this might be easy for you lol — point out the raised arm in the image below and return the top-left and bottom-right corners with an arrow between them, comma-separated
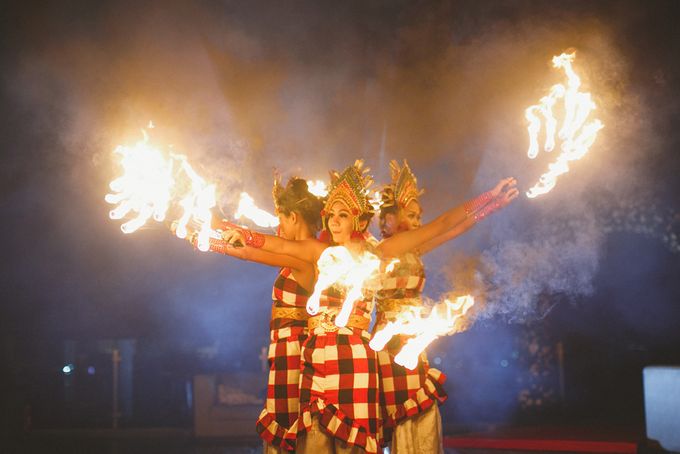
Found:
378,205 -> 468,258
220,226 -> 326,264
416,217 -> 476,255
379,177 -> 518,258
198,236 -> 312,271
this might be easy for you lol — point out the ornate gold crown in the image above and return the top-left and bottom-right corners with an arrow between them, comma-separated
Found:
321,160 -> 374,229
380,159 -> 423,210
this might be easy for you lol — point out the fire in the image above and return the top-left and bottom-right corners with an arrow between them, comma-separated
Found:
307,180 -> 328,197
370,295 -> 475,370
385,258 -> 400,274
369,190 -> 383,211
106,128 -> 219,250
172,154 -> 216,252
234,192 -> 279,228
105,130 -> 175,234
307,246 -> 381,328
525,51 -> 604,198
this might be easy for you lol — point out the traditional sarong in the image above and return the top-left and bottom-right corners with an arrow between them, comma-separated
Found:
256,267 -> 310,451
374,251 -> 447,445
296,250 -> 382,453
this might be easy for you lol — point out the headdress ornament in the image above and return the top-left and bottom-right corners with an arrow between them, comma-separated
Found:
380,159 -> 423,210
321,159 -> 374,231
272,171 -> 284,212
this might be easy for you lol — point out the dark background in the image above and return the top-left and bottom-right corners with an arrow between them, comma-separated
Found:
1,0 -> 679,438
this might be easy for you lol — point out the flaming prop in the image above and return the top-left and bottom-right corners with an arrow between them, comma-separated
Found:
105,130 -> 175,233
106,129 -> 219,249
172,154 -> 216,251
525,52 -> 604,198
370,295 -> 474,370
307,180 -> 328,197
369,190 -> 383,211
307,246 -> 381,328
234,192 -> 279,228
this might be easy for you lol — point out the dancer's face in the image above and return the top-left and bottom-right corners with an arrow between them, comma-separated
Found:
384,200 -> 422,235
399,200 -> 422,231
326,201 -> 353,244
277,211 -> 297,240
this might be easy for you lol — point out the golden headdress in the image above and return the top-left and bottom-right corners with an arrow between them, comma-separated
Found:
321,159 -> 374,231
380,159 -> 423,210
272,172 -> 284,211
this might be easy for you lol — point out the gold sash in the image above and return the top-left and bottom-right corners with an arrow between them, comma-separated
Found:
271,306 -> 309,321
308,311 -> 370,332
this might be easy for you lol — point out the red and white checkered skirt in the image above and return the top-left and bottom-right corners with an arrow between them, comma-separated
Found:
374,252 -> 447,443
256,267 -> 310,451
296,286 -> 382,454
375,335 -> 447,443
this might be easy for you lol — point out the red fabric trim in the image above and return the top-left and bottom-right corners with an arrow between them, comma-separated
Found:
443,437 -> 638,453
298,398 -> 381,454
386,368 -> 447,427
256,409 -> 297,451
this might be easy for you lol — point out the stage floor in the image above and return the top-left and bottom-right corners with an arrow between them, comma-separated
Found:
4,425 -> 649,454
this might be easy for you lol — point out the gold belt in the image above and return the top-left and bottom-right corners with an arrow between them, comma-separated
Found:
376,298 -> 421,313
308,312 -> 370,332
271,306 -> 309,321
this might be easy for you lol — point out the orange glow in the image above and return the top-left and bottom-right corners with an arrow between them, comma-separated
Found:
370,295 -> 475,370
307,180 -> 328,197
234,192 -> 279,228
105,129 -> 174,234
106,128 -> 217,250
525,52 -> 604,198
307,246 -> 381,328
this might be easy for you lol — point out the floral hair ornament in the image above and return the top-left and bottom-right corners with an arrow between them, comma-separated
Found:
380,159 -> 424,210
322,159 -> 374,232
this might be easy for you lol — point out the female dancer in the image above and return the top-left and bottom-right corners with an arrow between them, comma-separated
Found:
222,160 -> 517,453
375,160 -> 517,453
224,161 -> 382,453
189,177 -> 323,453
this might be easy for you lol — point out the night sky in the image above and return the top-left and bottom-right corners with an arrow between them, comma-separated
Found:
1,0 -> 679,431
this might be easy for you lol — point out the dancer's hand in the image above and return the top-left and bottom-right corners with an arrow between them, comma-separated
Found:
497,184 -> 519,208
490,177 -> 517,199
221,228 -> 245,247
170,220 -> 197,243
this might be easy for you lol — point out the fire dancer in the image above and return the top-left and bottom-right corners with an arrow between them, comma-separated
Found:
374,160 -> 517,453
186,177 -> 323,453
222,160 -> 382,453
221,160 -> 517,453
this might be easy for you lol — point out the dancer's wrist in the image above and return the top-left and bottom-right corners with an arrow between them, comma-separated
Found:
464,191 -> 493,217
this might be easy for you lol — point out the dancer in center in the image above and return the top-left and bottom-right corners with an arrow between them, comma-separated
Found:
375,160 -> 517,453
223,160 -> 382,453
221,160 -> 517,453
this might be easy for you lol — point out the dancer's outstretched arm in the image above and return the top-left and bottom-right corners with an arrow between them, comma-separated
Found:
416,218 -> 475,255
220,229 -> 326,265
379,178 -> 518,258
195,236 -> 316,290
200,236 -> 309,269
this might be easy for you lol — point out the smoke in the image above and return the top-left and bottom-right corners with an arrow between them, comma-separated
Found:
406,4 -> 680,326
2,0 -> 678,416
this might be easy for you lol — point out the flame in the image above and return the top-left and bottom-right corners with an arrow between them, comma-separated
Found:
525,51 -> 604,198
105,130 -> 175,234
172,154 -> 216,252
106,128 -> 219,250
234,192 -> 279,228
370,295 -> 475,370
307,246 -> 381,327
307,180 -> 328,197
385,258 -> 400,274
369,190 -> 383,211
